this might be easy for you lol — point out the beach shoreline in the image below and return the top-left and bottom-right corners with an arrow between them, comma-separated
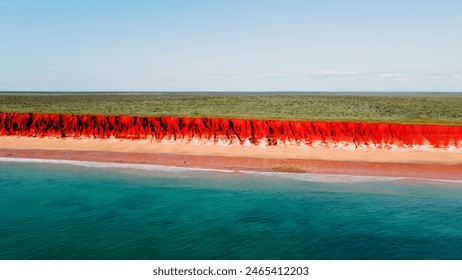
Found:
1,136 -> 462,180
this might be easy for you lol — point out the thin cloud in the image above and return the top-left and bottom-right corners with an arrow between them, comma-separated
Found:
408,74 -> 453,82
265,73 -> 286,79
210,72 -> 241,80
313,70 -> 358,77
380,73 -> 403,80
382,72 -> 462,83
302,69 -> 375,80
300,70 -> 462,84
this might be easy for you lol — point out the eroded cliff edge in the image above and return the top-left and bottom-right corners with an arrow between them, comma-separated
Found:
1,112 -> 461,149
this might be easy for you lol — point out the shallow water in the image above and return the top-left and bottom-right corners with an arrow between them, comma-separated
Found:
0,160 -> 461,259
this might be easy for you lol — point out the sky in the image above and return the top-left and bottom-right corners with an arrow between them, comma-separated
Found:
1,0 -> 461,92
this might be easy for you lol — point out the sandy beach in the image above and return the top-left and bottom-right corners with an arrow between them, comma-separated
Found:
1,136 -> 461,180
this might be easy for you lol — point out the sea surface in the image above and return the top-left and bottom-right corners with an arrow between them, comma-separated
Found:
0,159 -> 461,260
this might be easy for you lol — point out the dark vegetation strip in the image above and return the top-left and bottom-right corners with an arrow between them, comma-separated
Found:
0,94 -> 461,124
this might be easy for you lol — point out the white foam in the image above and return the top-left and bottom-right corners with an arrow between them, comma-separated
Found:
241,170 -> 405,183
1,157 -> 461,184
0,157 -> 234,174
241,171 -> 462,184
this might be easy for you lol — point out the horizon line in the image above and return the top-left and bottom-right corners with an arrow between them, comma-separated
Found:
1,91 -> 462,94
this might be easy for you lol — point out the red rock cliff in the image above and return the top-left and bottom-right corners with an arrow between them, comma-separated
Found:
1,112 -> 461,148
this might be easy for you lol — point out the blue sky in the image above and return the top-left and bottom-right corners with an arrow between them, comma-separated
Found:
1,0 -> 461,91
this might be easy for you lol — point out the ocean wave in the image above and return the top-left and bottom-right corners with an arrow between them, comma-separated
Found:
1,157 -> 461,184
240,170 -> 406,183
242,171 -> 462,184
0,157 -> 234,174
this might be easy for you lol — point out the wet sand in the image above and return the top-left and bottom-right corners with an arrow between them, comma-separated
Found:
1,136 -> 461,180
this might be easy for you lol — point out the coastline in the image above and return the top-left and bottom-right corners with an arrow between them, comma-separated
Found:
1,136 -> 462,180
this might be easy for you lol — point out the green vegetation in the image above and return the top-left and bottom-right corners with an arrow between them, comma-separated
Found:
0,93 -> 461,124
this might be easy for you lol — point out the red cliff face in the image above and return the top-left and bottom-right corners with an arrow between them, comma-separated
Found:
1,112 -> 461,148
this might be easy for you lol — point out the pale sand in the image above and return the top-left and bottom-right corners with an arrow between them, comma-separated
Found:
1,136 -> 462,180
2,136 -> 462,164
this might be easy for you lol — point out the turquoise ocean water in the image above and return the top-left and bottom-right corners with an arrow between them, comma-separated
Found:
0,159 -> 461,260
